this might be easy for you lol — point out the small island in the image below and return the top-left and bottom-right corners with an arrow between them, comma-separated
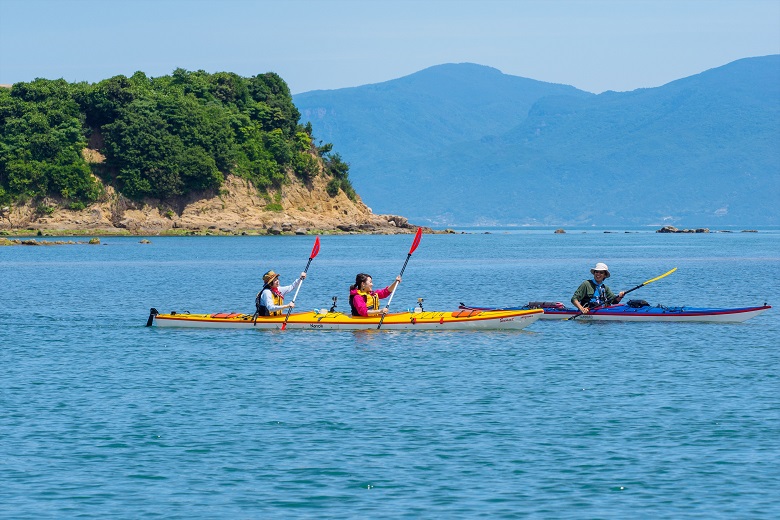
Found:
655,226 -> 760,234
656,226 -> 710,233
0,71 -> 423,236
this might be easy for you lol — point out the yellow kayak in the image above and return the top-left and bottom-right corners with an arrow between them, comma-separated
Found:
146,307 -> 542,330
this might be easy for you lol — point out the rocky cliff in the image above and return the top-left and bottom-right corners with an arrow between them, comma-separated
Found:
0,169 -> 417,235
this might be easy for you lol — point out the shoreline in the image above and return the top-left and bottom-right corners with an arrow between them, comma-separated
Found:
0,228 -> 430,238
0,226 -> 765,239
0,224 -> 449,240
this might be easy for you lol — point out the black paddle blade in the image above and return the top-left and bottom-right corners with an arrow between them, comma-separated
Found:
146,308 -> 159,327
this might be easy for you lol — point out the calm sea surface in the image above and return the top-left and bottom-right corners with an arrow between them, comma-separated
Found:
2,229 -> 779,519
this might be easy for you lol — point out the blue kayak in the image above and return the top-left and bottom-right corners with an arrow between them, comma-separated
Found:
459,302 -> 771,323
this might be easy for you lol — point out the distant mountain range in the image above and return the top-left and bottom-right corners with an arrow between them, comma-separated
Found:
294,56 -> 780,227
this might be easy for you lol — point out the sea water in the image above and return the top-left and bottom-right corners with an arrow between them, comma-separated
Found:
1,229 -> 778,518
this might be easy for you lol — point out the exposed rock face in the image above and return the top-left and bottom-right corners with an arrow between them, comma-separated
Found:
1,173 -> 419,235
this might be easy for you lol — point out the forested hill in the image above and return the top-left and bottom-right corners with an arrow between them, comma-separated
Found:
0,70 -> 356,217
295,56 -> 780,227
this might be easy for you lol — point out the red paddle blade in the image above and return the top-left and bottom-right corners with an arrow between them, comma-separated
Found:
409,227 -> 423,254
310,236 -> 321,259
281,322 -> 287,331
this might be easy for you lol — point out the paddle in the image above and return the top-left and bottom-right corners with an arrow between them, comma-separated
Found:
377,227 -> 423,330
281,236 -> 321,330
568,267 -> 677,321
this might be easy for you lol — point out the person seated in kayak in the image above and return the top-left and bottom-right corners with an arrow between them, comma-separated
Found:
256,270 -> 306,316
349,273 -> 402,317
572,262 -> 625,314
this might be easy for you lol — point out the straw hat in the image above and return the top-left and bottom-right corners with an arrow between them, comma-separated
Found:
262,270 -> 280,284
590,262 -> 610,278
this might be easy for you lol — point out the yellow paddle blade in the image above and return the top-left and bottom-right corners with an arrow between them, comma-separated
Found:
642,267 -> 677,286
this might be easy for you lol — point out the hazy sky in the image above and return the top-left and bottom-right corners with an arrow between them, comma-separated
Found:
1,0 -> 778,94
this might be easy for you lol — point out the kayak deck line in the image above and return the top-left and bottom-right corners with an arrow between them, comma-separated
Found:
146,307 -> 543,330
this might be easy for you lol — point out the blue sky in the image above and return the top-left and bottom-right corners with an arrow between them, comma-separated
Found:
1,0 -> 778,94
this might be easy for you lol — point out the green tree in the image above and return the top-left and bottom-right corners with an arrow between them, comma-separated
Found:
0,69 -> 356,208
0,79 -> 100,204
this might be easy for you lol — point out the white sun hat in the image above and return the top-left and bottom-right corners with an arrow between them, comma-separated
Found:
590,262 -> 610,278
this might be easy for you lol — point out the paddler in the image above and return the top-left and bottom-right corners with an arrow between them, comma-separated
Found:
349,273 -> 402,316
255,270 -> 306,316
572,262 -> 625,314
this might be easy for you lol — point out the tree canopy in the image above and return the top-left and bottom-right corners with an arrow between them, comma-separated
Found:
0,69 -> 355,208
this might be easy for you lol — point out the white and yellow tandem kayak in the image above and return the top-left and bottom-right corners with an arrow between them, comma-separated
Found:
146,307 -> 543,331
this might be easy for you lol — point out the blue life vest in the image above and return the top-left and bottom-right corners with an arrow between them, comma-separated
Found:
587,280 -> 608,307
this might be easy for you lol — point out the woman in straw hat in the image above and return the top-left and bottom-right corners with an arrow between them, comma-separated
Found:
255,270 -> 306,316
571,262 -> 625,314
